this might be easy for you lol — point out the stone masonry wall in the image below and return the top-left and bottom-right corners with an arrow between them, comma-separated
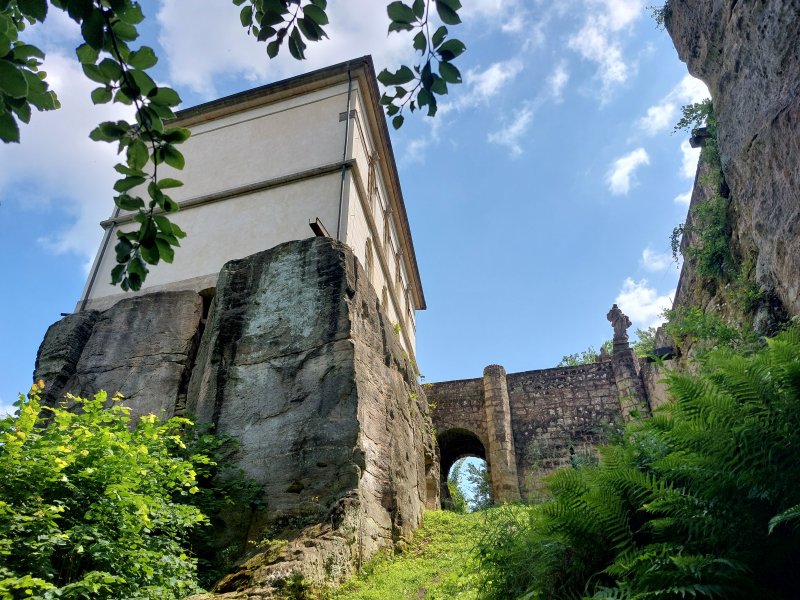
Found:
506,362 -> 624,496
428,346 -> 639,501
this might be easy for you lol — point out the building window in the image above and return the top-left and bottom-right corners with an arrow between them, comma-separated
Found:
383,212 -> 391,252
365,238 -> 374,283
382,286 -> 389,312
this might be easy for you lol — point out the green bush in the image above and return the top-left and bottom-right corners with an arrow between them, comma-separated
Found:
0,386 -> 209,599
476,327 -> 800,599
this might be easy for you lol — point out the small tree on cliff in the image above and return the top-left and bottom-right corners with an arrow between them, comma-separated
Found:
0,0 -> 465,291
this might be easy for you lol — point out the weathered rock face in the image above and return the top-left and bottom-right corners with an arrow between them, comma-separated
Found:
666,0 -> 800,317
34,291 -> 203,417
33,238 -> 437,595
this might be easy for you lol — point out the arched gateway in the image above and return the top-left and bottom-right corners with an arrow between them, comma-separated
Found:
427,306 -> 651,500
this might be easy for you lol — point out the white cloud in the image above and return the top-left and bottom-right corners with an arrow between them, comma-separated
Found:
457,60 -> 523,109
680,139 -> 701,179
460,0 -> 522,28
606,148 -> 649,195
640,247 -> 672,272
487,104 -> 535,156
547,62 -> 569,101
0,397 -> 16,418
637,102 -> 676,135
615,278 -> 673,328
637,74 -> 710,136
157,0 -> 414,99
567,0 -> 644,100
0,53 -> 133,266
674,188 -> 693,204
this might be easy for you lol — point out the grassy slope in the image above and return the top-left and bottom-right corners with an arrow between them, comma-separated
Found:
332,510 -> 487,600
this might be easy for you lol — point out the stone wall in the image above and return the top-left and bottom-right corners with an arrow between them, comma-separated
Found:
34,237 -> 437,595
427,332 -> 647,500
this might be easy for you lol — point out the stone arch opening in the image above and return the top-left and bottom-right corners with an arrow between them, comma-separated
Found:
437,428 -> 489,510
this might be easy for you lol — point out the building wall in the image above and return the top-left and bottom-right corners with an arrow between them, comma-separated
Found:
79,68 -> 421,355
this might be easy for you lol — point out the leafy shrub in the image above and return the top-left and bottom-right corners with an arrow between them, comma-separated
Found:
0,386 -> 208,599
477,327 -> 800,599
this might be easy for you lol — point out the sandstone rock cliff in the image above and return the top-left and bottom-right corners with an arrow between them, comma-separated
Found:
666,0 -> 800,318
34,238 -> 438,596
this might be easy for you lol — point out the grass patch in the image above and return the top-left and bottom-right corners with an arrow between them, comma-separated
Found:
332,510 -> 487,599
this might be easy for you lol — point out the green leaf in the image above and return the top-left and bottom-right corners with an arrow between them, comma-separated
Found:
266,40 -> 280,58
0,60 -> 28,98
412,0 -> 425,19
91,86 -> 113,104
437,38 -> 465,61
439,61 -> 462,84
153,214 -> 173,234
129,69 -> 156,96
387,1 -> 416,24
82,64 -> 107,84
155,238 -> 175,263
115,237 -> 133,261
115,194 -> 144,211
392,114 -> 404,129
117,1 -> 145,24
81,9 -> 105,49
434,0 -> 461,24
297,17 -> 325,42
114,175 -> 146,193
149,87 -> 181,107
377,65 -> 415,86
240,4 -> 253,27
140,242 -> 160,265
170,222 -> 187,238
111,20 -> 139,42
157,178 -> 183,189
66,0 -> 92,21
128,46 -> 158,70
303,4 -> 329,25
75,43 -> 99,65
98,57 -> 123,81
162,127 -> 190,143
11,43 -> 45,61
430,73 -> 447,95
288,27 -> 306,60
0,108 -> 20,142
17,0 -> 47,21
431,25 -> 447,48
413,31 -> 426,53
127,139 -> 149,170
163,145 -> 185,170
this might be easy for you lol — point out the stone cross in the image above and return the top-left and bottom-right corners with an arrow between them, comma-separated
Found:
607,303 -> 632,351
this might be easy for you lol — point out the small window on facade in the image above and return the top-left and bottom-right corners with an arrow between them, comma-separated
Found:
365,238 -> 374,283
382,286 -> 389,312
383,212 -> 391,251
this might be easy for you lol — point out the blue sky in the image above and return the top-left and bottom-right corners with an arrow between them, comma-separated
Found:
0,0 -> 707,414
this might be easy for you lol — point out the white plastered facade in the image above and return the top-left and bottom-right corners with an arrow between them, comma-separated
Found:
78,57 -> 424,357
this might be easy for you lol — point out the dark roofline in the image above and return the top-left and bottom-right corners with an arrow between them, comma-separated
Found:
171,56 -> 426,310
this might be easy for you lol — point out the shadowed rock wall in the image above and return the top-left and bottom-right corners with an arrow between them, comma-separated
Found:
666,0 -> 800,317
34,237 -> 437,594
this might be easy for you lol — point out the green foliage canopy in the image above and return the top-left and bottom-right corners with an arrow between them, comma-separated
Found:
0,386 -> 210,599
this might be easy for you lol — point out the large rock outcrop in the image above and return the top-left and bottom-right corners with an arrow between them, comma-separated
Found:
666,0 -> 800,317
33,237 -> 438,595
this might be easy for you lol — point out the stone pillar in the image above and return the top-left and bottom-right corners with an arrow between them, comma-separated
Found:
482,365 -> 521,502
607,304 -> 650,420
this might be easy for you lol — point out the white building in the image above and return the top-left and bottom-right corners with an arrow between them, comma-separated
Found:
78,56 -> 426,356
